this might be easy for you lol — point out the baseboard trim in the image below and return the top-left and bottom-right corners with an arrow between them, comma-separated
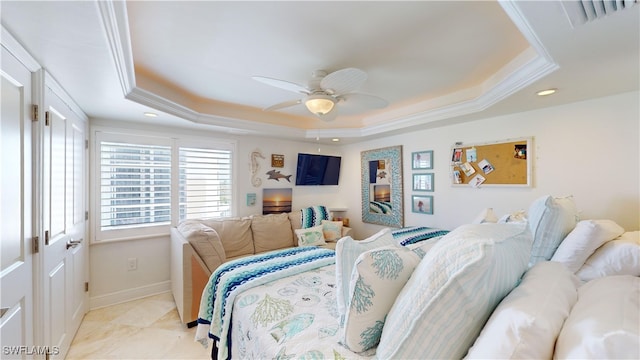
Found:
89,280 -> 172,310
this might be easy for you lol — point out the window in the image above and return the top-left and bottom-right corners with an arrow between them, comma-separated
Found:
179,147 -> 232,220
99,141 -> 171,231
93,131 -> 235,242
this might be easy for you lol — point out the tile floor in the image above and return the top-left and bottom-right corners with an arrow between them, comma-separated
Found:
66,292 -> 210,359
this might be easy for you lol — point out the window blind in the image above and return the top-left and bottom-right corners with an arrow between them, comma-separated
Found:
179,147 -> 232,220
99,141 -> 171,230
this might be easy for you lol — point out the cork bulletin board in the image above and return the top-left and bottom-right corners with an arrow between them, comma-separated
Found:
451,137 -> 532,187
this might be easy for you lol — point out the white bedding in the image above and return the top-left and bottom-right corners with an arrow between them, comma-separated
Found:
230,263 -> 373,359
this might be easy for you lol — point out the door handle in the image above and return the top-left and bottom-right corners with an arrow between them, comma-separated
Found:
66,238 -> 83,249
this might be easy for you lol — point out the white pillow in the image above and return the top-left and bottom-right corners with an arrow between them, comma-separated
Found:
471,208 -> 498,224
321,219 -> 343,242
575,231 -> 640,282
551,219 -> 625,273
335,228 -> 395,320
342,244 -> 421,352
528,195 -> 579,267
294,224 -> 327,247
465,261 -> 580,359
377,223 -> 532,360
497,209 -> 527,224
555,275 -> 640,359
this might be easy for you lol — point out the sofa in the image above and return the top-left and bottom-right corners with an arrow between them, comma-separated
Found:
170,210 -> 351,325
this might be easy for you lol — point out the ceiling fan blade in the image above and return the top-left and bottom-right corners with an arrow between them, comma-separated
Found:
252,76 -> 310,94
264,98 -> 302,111
316,107 -> 339,122
337,93 -> 388,115
320,68 -> 367,95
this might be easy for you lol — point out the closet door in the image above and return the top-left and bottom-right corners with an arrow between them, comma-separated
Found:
42,83 -> 88,359
0,44 -> 34,358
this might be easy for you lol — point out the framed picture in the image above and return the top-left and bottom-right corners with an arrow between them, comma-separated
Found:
262,188 -> 292,214
411,195 -> 433,214
361,145 -> 404,228
412,173 -> 434,191
412,150 -> 433,170
271,154 -> 284,168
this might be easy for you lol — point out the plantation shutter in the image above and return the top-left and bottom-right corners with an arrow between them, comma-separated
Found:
99,141 -> 172,230
179,147 -> 232,220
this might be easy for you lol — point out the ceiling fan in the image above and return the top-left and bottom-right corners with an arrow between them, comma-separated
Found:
252,68 -> 388,121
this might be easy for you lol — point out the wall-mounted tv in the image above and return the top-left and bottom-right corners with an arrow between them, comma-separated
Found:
295,153 -> 341,186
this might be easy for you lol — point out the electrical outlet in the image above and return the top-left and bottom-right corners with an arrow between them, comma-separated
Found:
127,258 -> 137,271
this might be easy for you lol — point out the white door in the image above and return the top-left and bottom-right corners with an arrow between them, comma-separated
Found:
1,45 -> 34,358
41,84 -> 88,359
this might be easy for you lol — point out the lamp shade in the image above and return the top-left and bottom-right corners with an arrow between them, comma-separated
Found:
305,94 -> 335,115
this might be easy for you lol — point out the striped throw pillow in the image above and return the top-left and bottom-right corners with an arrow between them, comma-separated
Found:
300,205 -> 329,229
528,195 -> 579,267
377,223 -> 531,360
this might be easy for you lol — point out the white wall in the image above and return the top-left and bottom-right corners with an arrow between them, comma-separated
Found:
339,91 -> 640,238
89,91 -> 639,308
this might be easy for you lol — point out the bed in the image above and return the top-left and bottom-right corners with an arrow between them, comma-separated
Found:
195,196 -> 640,360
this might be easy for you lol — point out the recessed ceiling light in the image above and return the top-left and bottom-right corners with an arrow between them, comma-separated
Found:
331,138 -> 340,142
536,88 -> 557,96
144,112 -> 158,117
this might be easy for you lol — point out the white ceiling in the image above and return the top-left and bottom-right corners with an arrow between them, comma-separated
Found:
1,1 -> 638,144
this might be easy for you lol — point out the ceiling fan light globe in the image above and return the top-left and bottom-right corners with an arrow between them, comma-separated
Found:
305,95 -> 335,115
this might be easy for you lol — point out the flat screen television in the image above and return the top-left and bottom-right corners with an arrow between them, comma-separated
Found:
295,153 -> 341,186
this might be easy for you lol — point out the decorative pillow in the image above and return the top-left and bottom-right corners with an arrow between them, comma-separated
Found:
472,208 -> 498,224
335,228 -> 395,319
300,205 -> 329,228
321,220 -> 343,242
527,195 -> 579,267
342,244 -> 421,352
575,231 -> 640,282
294,224 -> 327,247
465,261 -> 580,359
177,220 -> 226,272
551,219 -> 625,273
377,223 -> 531,360
251,213 -> 295,253
406,236 -> 442,259
554,275 -> 639,359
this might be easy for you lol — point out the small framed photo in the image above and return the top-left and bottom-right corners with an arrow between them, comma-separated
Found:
412,195 -> 433,214
412,150 -> 433,170
412,173 -> 434,192
271,154 -> 284,168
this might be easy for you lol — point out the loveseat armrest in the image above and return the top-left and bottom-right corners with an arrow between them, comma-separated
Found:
170,227 -> 213,325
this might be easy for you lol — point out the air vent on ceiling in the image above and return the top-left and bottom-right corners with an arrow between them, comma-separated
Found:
561,0 -> 638,27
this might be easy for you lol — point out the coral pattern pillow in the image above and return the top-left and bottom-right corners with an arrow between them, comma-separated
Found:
551,219 -> 624,273
377,223 -> 531,360
342,244 -> 421,352
466,261 -> 580,359
294,224 -> 327,247
575,231 -> 640,281
335,228 -> 395,320
555,275 -> 640,359
300,205 -> 329,228
321,220 -> 343,242
527,195 -> 578,267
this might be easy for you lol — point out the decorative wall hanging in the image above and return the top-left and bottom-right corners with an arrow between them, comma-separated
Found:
361,145 -> 404,227
250,149 -> 265,187
266,169 -> 292,182
411,150 -> 433,170
262,188 -> 292,215
271,154 -> 284,167
412,173 -> 434,192
411,195 -> 433,214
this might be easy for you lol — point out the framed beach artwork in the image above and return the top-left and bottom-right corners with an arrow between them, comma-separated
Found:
411,195 -> 433,215
262,188 -> 292,214
412,150 -> 433,170
412,173 -> 434,192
